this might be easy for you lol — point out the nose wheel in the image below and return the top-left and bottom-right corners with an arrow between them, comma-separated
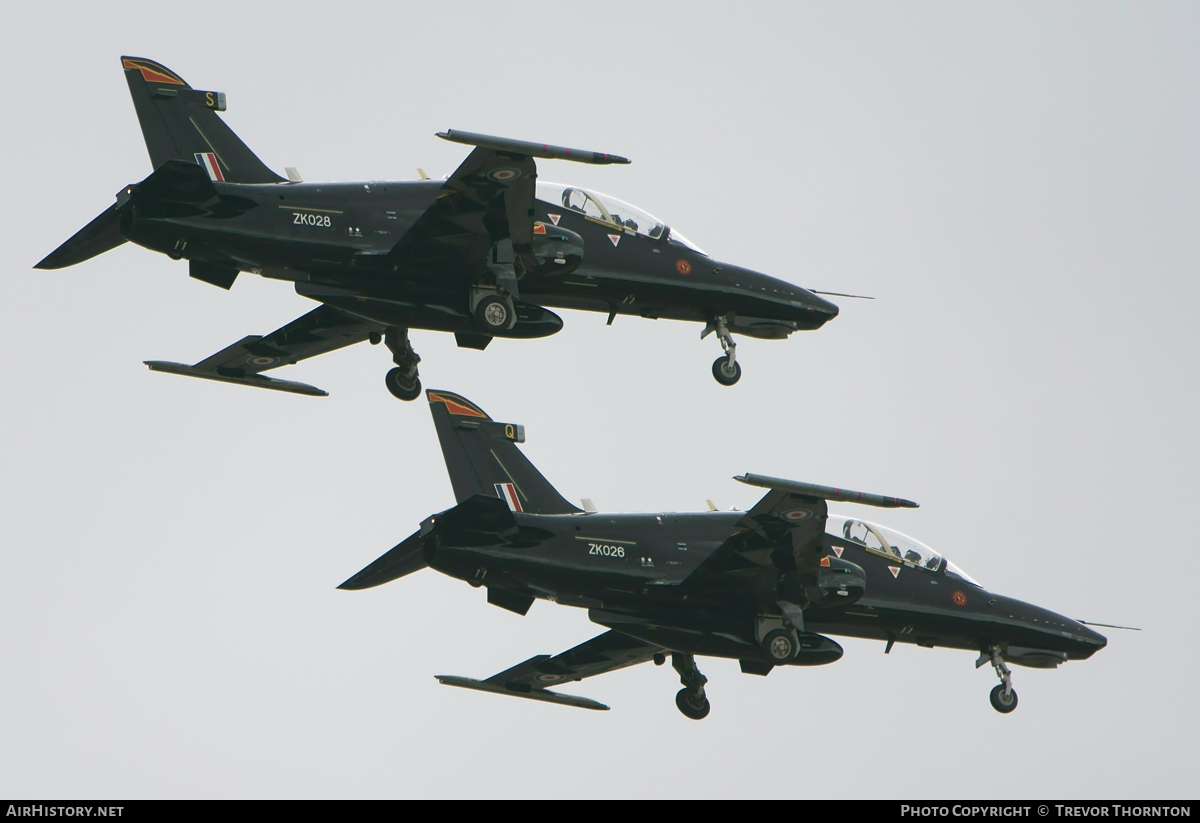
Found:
383,327 -> 422,402
979,646 -> 1019,714
712,357 -> 742,386
705,316 -> 741,386
989,683 -> 1018,713
671,652 -> 711,720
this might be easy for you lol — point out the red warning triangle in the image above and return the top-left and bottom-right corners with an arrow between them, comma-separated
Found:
608,234 -> 621,247
548,214 -> 561,226
888,566 -> 901,579
832,546 -> 844,558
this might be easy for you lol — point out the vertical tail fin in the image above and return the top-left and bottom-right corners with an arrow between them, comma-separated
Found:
120,56 -> 284,184
426,390 -> 581,515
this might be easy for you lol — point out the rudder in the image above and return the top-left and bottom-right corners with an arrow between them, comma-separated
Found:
121,56 -> 284,184
427,390 -> 580,515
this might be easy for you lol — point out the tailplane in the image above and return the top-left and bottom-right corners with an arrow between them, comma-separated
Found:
121,56 -> 284,184
34,204 -> 125,270
427,390 -> 581,515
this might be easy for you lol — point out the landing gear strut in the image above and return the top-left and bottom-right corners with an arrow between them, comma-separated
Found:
383,327 -> 421,402
672,652 -> 710,720
706,316 -> 741,386
979,645 -> 1018,713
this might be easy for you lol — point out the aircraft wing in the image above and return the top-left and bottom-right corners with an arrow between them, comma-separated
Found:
387,147 -> 537,287
388,130 -> 629,289
144,303 -> 383,396
684,475 -> 919,587
435,629 -> 662,711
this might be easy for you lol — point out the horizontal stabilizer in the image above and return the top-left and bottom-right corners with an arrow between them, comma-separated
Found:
434,676 -> 609,711
437,129 -> 630,165
35,204 -> 127,270
135,159 -> 218,207
144,361 -> 327,396
338,531 -> 427,590
735,473 -> 918,509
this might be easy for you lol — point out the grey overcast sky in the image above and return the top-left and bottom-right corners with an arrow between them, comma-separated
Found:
1,1 -> 1196,799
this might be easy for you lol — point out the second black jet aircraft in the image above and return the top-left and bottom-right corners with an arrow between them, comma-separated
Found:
340,390 -> 1108,719
37,56 -> 841,400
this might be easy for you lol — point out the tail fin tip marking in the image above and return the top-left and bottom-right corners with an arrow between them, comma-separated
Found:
427,389 -> 490,419
121,57 -> 187,86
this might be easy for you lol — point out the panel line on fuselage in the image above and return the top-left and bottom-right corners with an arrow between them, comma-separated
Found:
276,205 -> 345,215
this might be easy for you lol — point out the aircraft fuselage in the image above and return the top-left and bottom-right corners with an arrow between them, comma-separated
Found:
120,179 -> 838,337
423,508 -> 1106,669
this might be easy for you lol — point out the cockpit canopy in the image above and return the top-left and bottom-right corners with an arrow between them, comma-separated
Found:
827,514 -> 981,586
536,181 -> 707,255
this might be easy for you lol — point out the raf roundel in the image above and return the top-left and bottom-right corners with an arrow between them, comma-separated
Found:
248,356 -> 277,367
487,168 -> 521,182
952,591 -> 968,607
676,259 -> 692,275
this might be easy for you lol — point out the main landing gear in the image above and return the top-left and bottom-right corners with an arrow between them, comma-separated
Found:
470,285 -> 517,333
383,327 -> 422,402
672,652 -> 710,720
979,645 -> 1018,714
705,316 -> 741,387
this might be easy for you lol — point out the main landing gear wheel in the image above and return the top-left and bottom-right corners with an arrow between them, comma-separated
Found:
671,652 -> 710,721
762,629 -> 796,664
989,684 -> 1018,713
712,357 -> 742,386
385,368 -> 421,402
475,295 -> 511,331
383,327 -> 422,402
675,688 -> 711,720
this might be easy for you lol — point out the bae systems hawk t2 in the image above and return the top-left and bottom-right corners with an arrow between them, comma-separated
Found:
340,390 -> 1109,719
36,57 -> 842,400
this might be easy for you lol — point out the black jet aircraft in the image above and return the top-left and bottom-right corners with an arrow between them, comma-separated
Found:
36,56 -> 841,401
340,390 -> 1109,718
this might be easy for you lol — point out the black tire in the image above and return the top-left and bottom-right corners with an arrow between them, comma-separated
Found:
675,688 -> 711,720
762,629 -> 796,664
712,357 -> 742,386
384,368 -> 421,402
989,684 -> 1018,713
475,295 -> 511,331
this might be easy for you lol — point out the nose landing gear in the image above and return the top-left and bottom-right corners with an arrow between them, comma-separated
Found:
979,646 -> 1019,713
704,316 -> 741,386
383,327 -> 422,402
672,652 -> 710,720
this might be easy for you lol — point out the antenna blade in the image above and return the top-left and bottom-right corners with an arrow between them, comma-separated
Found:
808,289 -> 874,300
1076,620 -> 1141,631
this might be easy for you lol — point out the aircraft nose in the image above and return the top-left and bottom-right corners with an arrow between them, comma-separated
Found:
1078,622 -> 1108,648
1062,618 -> 1107,659
803,289 -> 839,317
